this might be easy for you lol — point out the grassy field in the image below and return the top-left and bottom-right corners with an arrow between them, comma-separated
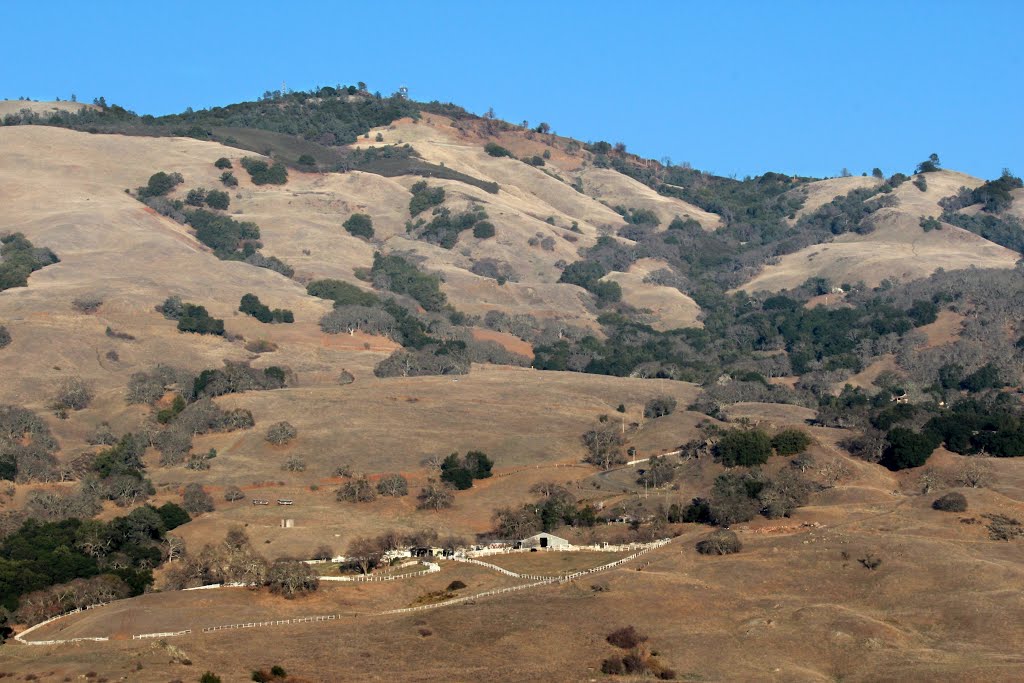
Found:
477,550 -> 630,575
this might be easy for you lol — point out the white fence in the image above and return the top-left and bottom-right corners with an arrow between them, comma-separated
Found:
132,629 -> 192,640
320,562 -> 439,582
20,540 -> 672,644
14,602 -> 109,646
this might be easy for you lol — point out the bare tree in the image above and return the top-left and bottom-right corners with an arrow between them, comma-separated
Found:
955,459 -> 992,489
581,422 -> 626,470
337,476 -> 376,503
376,473 -> 409,497
346,536 -> 384,574
267,558 -> 319,597
265,421 -> 298,445
182,483 -> 214,514
416,480 -> 454,510
224,485 -> 245,501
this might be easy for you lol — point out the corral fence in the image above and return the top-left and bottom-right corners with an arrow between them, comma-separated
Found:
22,540 -> 672,644
14,602 -> 110,646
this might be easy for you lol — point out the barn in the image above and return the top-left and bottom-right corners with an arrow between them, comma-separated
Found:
518,533 -> 571,550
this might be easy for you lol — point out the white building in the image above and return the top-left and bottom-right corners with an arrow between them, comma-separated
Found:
518,533 -> 571,550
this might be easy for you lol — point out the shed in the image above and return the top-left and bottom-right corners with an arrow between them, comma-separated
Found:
518,533 -> 571,550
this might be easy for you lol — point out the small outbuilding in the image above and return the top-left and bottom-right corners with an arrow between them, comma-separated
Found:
517,533 -> 571,550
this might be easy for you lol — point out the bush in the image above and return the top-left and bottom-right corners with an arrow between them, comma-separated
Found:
0,325 -> 9,349
343,213 -> 374,239
306,279 -> 379,307
240,157 -> 288,185
376,474 -> 409,497
932,492 -> 967,512
409,181 -> 445,217
715,429 -> 772,467
200,672 -> 222,683
472,221 -> 495,239
643,396 -> 677,419
919,216 -> 942,232
139,171 -> 183,198
484,142 -> 514,158
220,171 -> 238,187
205,189 -> 230,210
224,485 -> 245,501
215,157 -> 232,169
607,625 -> 648,649
265,421 -> 297,445
297,154 -> 316,167
177,303 -> 224,336
771,429 -> 811,456
71,295 -> 103,313
695,529 -> 742,555
282,457 -> 306,472
881,428 -> 939,470
186,188 -> 207,207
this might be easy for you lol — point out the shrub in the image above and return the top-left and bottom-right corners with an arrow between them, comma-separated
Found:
932,492 -> 967,512
139,171 -> 183,198
224,485 -> 245,501
282,457 -> 306,472
715,429 -> 772,467
214,158 -> 232,169
265,421 -> 297,445
71,295 -> 103,313
409,181 -> 445,217
186,188 -> 207,207
369,252 -> 447,311
446,580 -> 467,591
695,529 -> 742,555
240,157 -> 288,185
297,154 -> 316,167
881,428 -> 939,471
601,657 -> 625,675
376,474 -> 409,497
306,279 -> 379,307
244,252 -> 295,278
912,176 -> 928,192
0,325 -> 9,348
607,625 -> 648,649
245,339 -> 278,353
484,142 -> 513,158
919,216 -> 942,232
220,171 -> 238,187
472,221 -> 496,239
240,293 -> 274,322
205,189 -> 230,210
200,673 -> 222,683
643,396 -> 677,419
771,429 -> 811,456
177,303 -> 224,336
343,213 -> 374,239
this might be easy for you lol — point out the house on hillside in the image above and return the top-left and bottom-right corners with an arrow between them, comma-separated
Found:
517,533 -> 571,550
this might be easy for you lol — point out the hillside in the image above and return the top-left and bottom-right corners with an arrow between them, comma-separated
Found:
2,96 -> 1024,682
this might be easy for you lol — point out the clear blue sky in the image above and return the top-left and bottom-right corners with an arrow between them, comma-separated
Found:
5,1 -> 1021,179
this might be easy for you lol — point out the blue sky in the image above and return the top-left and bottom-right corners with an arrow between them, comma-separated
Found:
4,1 -> 1021,179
